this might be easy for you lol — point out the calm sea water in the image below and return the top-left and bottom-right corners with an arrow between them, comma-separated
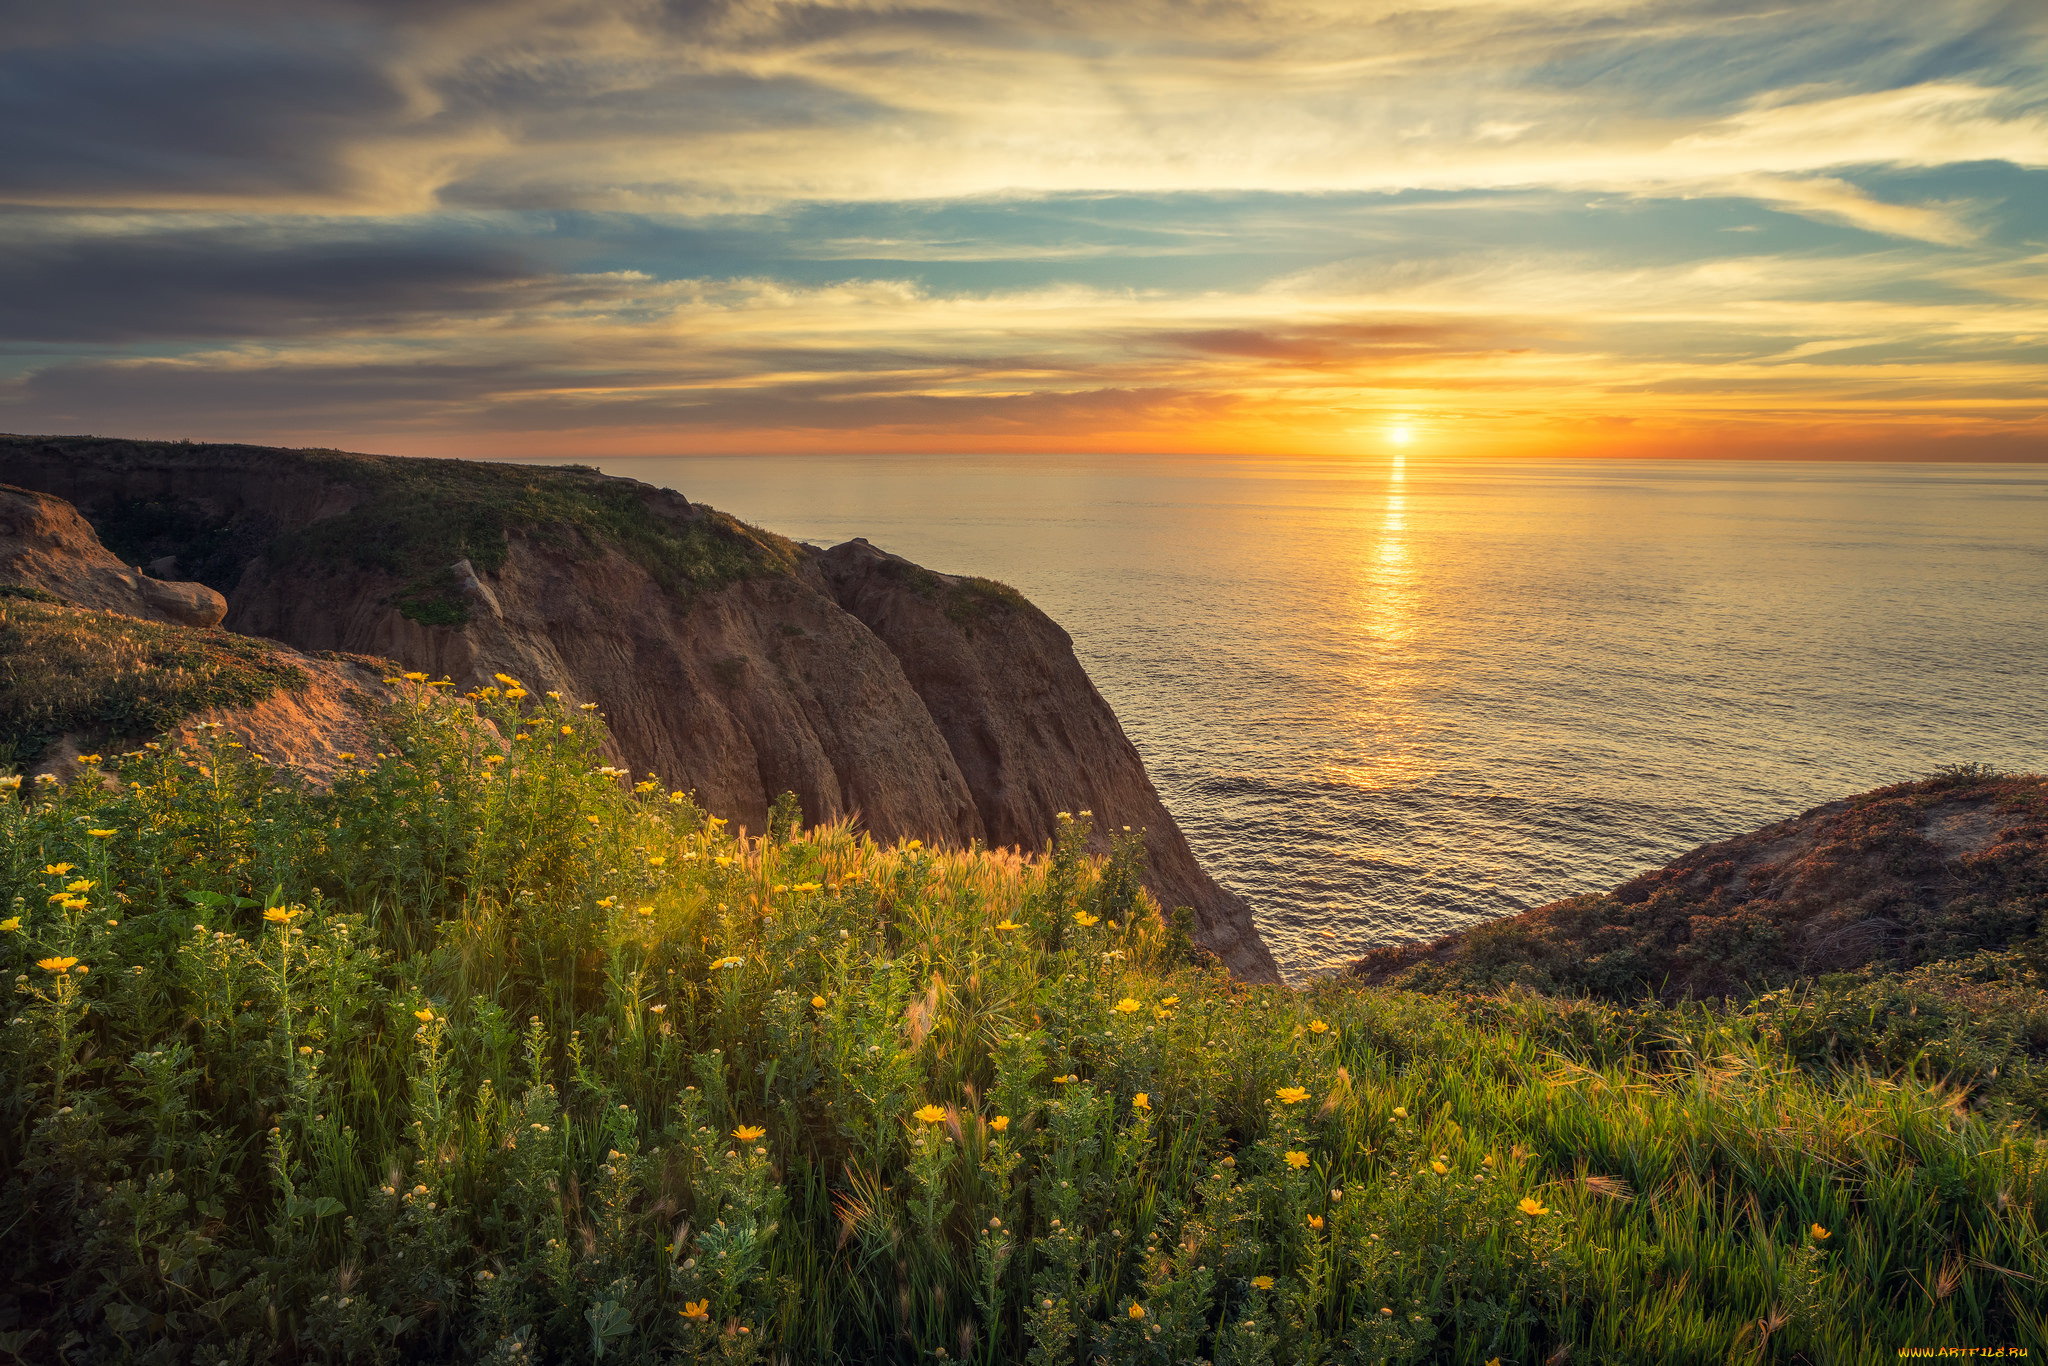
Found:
530,455 -> 2048,980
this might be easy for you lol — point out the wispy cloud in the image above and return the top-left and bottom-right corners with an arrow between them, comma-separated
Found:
2,0 -> 2044,457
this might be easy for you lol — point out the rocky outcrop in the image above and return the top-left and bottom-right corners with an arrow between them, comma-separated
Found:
1350,770 -> 2048,999
1,483 -> 226,626
0,435 -> 1277,978
820,538 -> 1279,981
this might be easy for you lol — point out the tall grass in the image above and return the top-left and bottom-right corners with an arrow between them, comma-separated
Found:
2,681 -> 2042,1363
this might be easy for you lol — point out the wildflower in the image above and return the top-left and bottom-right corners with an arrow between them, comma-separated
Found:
504,688 -> 527,700
681,1300 -> 710,1321
711,956 -> 745,970
734,1125 -> 766,1141
1307,1214 -> 1323,1230
482,754 -> 504,766
1132,1093 -> 1151,1111
1392,1106 -> 1408,1119
1309,1019 -> 1329,1034
402,671 -> 428,682
637,905 -> 654,917
1284,1151 -> 1310,1170
811,995 -> 827,1009
60,898 -> 88,912
560,726 -> 574,735
1221,1155 -> 1235,1167
1073,912 -> 1099,927
38,957 -> 78,972
914,1104 -> 947,1124
337,752 -> 356,761
1053,1074 -> 1078,1084
1113,997 -> 1141,1014
1380,1307 -> 1393,1316
0,918 -> 17,932
1275,1086 -> 1310,1105
0,776 -> 18,790
1810,1224 -> 1830,1241
66,880 -> 94,893
990,1115 -> 1010,1132
264,906 -> 296,923
495,673 -> 520,687
995,920 -> 1022,931
73,965 -> 87,974
1431,1160 -> 1449,1175
1482,1153 -> 1495,1168
300,1046 -> 314,1055
42,864 -> 74,876
1128,1304 -> 1145,1320
86,829 -> 114,838
650,1004 -> 666,1013
415,1009 -> 436,1023
648,855 -> 666,866
1160,995 -> 1179,1007
1251,1275 -> 1274,1290
1517,1196 -> 1549,1217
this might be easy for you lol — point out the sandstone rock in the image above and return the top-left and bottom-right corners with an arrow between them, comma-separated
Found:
0,483 -> 226,626
818,538 -> 1280,983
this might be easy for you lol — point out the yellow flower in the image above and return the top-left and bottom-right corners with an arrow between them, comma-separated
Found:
637,905 -> 654,917
1488,1359 -> 1503,1366
0,917 -> 19,932
39,956 -> 80,972
482,754 -> 504,766
43,864 -> 74,876
1482,1153 -> 1495,1168
681,1299 -> 709,1321
711,956 -> 745,970
60,897 -> 88,912
263,906 -> 295,923
337,752 -> 357,761
1810,1223 -> 1830,1241
414,1008 -> 436,1023
994,920 -> 1022,931
1251,1275 -> 1275,1289
65,879 -> 94,892
811,995 -> 827,1009
79,755 -> 101,764
1308,1019 -> 1329,1034
402,671 -> 428,682
1160,995 -> 1179,1007
1053,1074 -> 1078,1084
733,1125 -> 766,1141
1306,1214 -> 1323,1230
1113,997 -> 1141,1014
990,1115 -> 1010,1132
1392,1106 -> 1408,1119
1431,1160 -> 1449,1175
504,687 -> 527,700
914,1104 -> 948,1124
1517,1196 -> 1549,1218
494,673 -> 520,687
1132,1093 -> 1151,1111
1274,1086 -> 1310,1105
1128,1303 -> 1145,1320
1284,1151 -> 1310,1170
647,855 -> 666,867
86,829 -> 115,838
1073,911 -> 1099,927
560,725 -> 574,735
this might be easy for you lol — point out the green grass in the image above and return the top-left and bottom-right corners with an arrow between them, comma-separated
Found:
0,598 -> 307,771
17,438 -> 806,623
2,686 -> 2044,1363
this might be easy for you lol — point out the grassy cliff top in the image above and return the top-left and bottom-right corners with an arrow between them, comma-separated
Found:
0,595 -> 306,769
2,686 -> 2043,1361
1,436 -> 805,624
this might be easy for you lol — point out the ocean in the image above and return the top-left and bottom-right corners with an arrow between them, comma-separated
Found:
533,454 -> 2048,980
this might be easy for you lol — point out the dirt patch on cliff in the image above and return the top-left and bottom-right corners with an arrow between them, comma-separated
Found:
1351,769 -> 2048,1000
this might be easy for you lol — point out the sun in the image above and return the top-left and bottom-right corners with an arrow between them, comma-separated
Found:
1389,425 -> 1413,446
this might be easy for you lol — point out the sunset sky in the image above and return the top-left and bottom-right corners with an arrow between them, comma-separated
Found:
4,0 -> 2046,460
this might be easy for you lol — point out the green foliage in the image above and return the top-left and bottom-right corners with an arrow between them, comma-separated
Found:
2,690 -> 2045,1363
0,599 -> 306,769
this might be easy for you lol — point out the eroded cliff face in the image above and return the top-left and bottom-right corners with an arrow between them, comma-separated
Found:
0,435 -> 1276,979
1,483 -> 226,627
819,538 -> 1280,982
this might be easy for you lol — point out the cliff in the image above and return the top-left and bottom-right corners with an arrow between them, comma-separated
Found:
1351,767 -> 2048,999
0,434 -> 1278,980
1,482 -> 226,627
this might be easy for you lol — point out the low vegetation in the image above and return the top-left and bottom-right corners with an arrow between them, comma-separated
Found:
0,598 -> 306,772
2,684 -> 2044,1363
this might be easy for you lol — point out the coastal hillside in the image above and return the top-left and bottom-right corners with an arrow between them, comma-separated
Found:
2,683 -> 2041,1363
1351,768 -> 2047,1000
0,434 -> 1276,981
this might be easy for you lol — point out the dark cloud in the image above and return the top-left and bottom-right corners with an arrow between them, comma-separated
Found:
0,223 -> 540,342
0,30 -> 405,198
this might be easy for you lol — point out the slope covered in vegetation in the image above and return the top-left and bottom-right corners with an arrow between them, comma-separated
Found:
2,684 -> 2044,1363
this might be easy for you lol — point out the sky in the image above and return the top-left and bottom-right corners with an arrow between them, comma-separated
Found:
3,0 -> 2046,461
